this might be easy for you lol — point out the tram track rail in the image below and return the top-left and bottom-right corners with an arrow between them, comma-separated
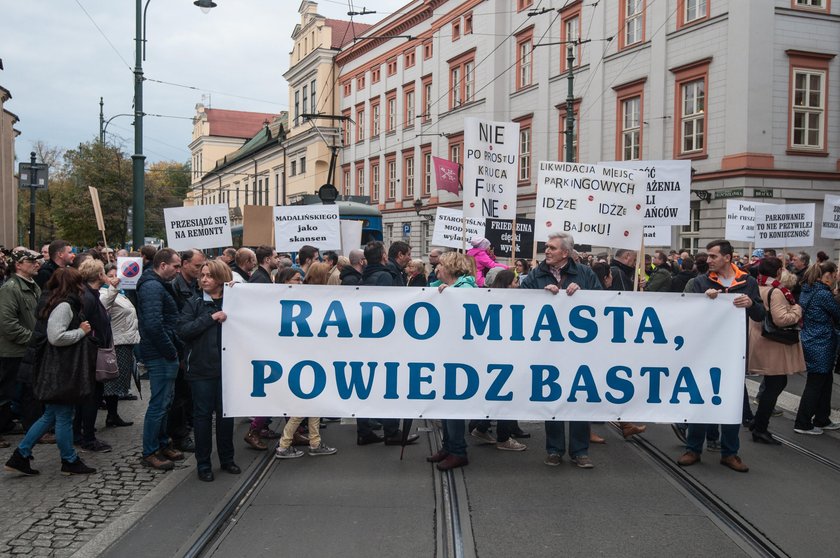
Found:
772,432 -> 840,475
613,423 -> 789,558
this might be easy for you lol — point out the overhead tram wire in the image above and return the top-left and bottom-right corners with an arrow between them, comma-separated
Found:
144,77 -> 287,109
74,0 -> 133,71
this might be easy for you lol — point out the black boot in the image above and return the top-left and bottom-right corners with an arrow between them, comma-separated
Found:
106,414 -> 134,427
5,449 -> 39,476
61,458 -> 96,475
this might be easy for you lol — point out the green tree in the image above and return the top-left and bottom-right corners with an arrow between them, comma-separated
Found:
16,142 -> 64,248
144,160 -> 191,240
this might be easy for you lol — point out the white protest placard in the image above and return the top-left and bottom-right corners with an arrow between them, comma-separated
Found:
600,160 -> 691,225
724,199 -> 770,242
644,225 -> 672,247
754,203 -> 815,248
432,207 -> 485,249
116,257 -> 143,290
463,117 -> 519,220
339,220 -> 363,255
273,205 -> 341,252
163,204 -> 232,251
222,285 -> 745,424
821,194 -> 840,240
534,162 -> 645,250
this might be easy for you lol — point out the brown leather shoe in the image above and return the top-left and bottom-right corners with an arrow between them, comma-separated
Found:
621,423 -> 647,438
590,432 -> 606,444
142,453 -> 174,471
426,449 -> 449,463
436,454 -> 468,471
244,429 -> 267,450
720,455 -> 749,473
159,446 -> 185,461
677,451 -> 701,467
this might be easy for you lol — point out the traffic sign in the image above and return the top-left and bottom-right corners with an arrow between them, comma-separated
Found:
18,162 -> 49,189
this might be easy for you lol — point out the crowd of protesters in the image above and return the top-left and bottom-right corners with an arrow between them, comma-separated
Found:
1,233 -> 838,480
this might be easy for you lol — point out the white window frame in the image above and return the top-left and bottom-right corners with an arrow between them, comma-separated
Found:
684,0 -> 707,23
625,0 -> 643,46
405,156 -> 415,198
387,160 -> 397,199
680,79 -> 705,154
791,69 -> 825,150
519,127 -> 531,181
621,96 -> 641,161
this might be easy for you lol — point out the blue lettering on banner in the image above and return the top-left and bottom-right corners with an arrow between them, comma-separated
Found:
485,364 -> 514,401
568,365 -> 601,403
530,364 -> 562,402
404,302 -> 441,340
671,366 -> 703,404
333,361 -> 376,400
604,306 -> 633,343
279,300 -> 313,337
288,360 -> 326,399
463,304 -> 503,340
251,360 -> 283,397
568,305 -> 598,343
318,301 -> 353,338
408,362 -> 436,399
605,366 -> 634,404
360,302 -> 396,338
443,363 -> 479,400
641,367 -> 669,404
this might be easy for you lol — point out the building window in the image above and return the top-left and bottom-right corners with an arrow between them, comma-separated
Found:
371,160 -> 380,202
300,157 -> 306,174
290,161 -> 297,176
793,0 -> 827,11
681,80 -> 705,154
421,76 -> 432,123
448,133 -> 464,166
560,1 -> 581,73
423,40 -> 433,60
680,201 -> 701,252
678,0 -> 708,28
614,79 -> 645,160
356,104 -> 366,142
516,28 -> 534,90
342,166 -> 350,196
342,81 -> 351,97
403,152 -> 415,198
310,79 -> 316,114
404,85 -> 416,128
452,20 -> 461,41
787,50 -> 832,153
518,123 -> 531,183
517,0 -> 534,11
421,144 -> 432,196
356,163 -> 365,196
620,0 -> 645,49
342,109 -> 351,145
294,91 -> 300,126
302,86 -> 308,119
405,50 -> 416,68
386,90 -> 397,132
387,58 -> 398,76
448,50 -> 476,109
371,99 -> 381,137
357,75 -> 365,90
372,67 -> 381,83
464,13 -> 473,35
386,156 -> 397,200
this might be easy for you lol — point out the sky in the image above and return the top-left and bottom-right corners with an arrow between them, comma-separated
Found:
1,0 -> 396,165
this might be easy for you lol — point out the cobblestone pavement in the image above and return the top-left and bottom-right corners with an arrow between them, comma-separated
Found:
0,387 -> 192,557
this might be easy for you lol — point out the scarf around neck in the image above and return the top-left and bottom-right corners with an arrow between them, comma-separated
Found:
758,275 -> 796,304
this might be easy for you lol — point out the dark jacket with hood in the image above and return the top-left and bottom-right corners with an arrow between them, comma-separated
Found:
172,273 -> 201,311
386,258 -> 407,287
248,266 -> 273,284
340,266 -> 363,286
519,259 -> 602,291
178,293 -> 223,381
34,259 -> 60,289
609,258 -> 636,291
136,268 -> 181,361
362,262 -> 401,287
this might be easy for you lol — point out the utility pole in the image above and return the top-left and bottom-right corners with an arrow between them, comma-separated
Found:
28,152 -> 37,250
132,0 -> 146,249
565,44 -> 576,163
99,97 -> 105,143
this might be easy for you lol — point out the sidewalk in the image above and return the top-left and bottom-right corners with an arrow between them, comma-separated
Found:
0,384 -> 192,558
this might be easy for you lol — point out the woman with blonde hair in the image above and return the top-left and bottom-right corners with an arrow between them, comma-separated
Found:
406,259 -> 427,287
303,261 -> 332,286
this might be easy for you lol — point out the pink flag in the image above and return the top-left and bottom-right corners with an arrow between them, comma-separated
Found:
433,156 -> 461,195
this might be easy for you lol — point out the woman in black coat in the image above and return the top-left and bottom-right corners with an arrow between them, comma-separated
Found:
178,259 -> 239,482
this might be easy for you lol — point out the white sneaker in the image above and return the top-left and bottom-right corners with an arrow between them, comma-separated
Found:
819,422 -> 840,431
275,446 -> 304,459
496,438 -> 527,451
470,428 -> 496,444
794,426 -> 824,435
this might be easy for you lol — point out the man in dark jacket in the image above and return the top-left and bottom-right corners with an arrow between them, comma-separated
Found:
0,249 -> 42,447
339,249 -> 365,286
172,249 -> 205,310
248,246 -> 276,284
669,257 -> 696,293
357,241 -> 419,446
386,241 -> 411,287
609,249 -> 641,291
520,232 -> 599,469
35,239 -> 75,289
677,240 -> 764,474
137,248 -> 184,471
645,251 -> 673,292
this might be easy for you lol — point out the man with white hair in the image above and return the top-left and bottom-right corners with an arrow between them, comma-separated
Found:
519,232 -> 601,469
230,248 -> 256,283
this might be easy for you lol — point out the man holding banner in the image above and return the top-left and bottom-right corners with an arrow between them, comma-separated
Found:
519,232 -> 601,469
678,240 -> 765,473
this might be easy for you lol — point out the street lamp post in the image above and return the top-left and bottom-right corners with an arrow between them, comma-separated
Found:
132,0 -> 217,249
565,44 -> 576,164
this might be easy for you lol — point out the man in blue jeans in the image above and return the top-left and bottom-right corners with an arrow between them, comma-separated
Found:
136,248 -> 183,470
519,232 -> 602,469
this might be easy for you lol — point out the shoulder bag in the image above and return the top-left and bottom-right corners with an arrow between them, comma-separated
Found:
760,287 -> 801,345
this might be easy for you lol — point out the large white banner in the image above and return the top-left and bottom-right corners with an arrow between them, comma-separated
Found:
535,162 -> 645,250
754,203 -> 815,248
463,117 -> 519,220
821,194 -> 840,240
643,225 -> 672,247
274,205 -> 341,252
339,220 -> 363,255
432,207 -> 485,249
222,285 -> 745,423
600,160 -> 691,225
724,199 -> 770,242
163,204 -> 232,251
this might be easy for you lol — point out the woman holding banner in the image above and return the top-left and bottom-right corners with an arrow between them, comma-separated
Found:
427,252 -> 476,470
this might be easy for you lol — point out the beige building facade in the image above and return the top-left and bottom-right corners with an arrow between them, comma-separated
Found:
0,83 -> 20,248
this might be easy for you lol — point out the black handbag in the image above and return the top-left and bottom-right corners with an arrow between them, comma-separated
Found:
32,302 -> 97,404
760,287 -> 801,345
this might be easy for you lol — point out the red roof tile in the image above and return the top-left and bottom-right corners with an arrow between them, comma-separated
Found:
204,108 -> 280,139
324,19 -> 373,49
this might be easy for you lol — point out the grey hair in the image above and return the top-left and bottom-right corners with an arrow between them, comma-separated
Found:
547,232 -> 574,253
348,248 -> 365,266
